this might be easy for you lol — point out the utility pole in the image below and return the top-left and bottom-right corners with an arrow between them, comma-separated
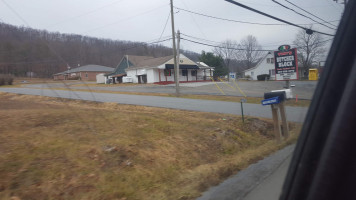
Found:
177,30 -> 180,92
170,0 -> 179,97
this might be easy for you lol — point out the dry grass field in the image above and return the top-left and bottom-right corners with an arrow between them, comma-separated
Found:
0,92 -> 301,200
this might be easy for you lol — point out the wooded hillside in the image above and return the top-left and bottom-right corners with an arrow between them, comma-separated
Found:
0,23 -> 199,78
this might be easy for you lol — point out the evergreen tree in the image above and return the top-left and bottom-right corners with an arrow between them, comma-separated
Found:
199,51 -> 228,77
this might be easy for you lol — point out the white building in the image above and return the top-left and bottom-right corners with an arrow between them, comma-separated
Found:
119,54 -> 214,84
243,52 -> 276,80
96,73 -> 105,83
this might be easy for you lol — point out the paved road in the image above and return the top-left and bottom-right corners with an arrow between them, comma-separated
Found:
0,88 -> 308,123
25,80 -> 318,100
197,144 -> 295,200
243,156 -> 291,200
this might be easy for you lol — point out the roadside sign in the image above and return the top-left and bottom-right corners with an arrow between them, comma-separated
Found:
240,98 -> 247,103
261,96 -> 280,106
278,45 -> 291,51
274,46 -> 298,81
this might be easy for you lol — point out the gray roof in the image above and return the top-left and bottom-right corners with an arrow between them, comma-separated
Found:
126,55 -> 174,70
54,64 -> 114,75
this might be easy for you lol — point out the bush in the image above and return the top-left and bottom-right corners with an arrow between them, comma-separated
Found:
257,74 -> 270,81
68,76 -> 80,80
0,74 -> 14,85
5,76 -> 13,85
0,77 -> 5,86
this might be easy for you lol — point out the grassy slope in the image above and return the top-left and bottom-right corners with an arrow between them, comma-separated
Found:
0,93 -> 300,200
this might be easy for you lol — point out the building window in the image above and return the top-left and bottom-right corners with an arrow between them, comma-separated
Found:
85,73 -> 88,78
182,69 -> 188,76
191,70 -> 196,76
269,69 -> 275,75
267,58 -> 275,64
164,69 -> 171,76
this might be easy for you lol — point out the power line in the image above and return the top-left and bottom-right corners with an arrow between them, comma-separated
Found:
1,0 -> 28,25
1,0 -> 70,67
293,38 -> 334,49
224,0 -> 335,36
46,0 -> 126,28
271,0 -> 336,30
121,37 -> 172,52
181,37 -> 273,51
175,6 -> 284,25
157,11 -> 171,42
181,33 -> 333,50
81,3 -> 169,35
328,0 -> 344,11
0,37 -> 173,65
181,33 -> 227,45
179,0 -> 207,38
285,0 -> 338,28
174,6 -> 340,26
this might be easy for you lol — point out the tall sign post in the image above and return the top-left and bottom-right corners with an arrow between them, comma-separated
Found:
274,45 -> 298,88
170,0 -> 179,97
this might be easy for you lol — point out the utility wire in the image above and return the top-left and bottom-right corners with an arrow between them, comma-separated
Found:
293,38 -> 334,49
1,0 -> 71,67
224,0 -> 335,36
46,0 -> 126,28
181,33 -> 333,50
121,37 -> 172,51
182,32 -> 284,48
179,0 -> 207,38
181,37 -> 272,51
175,6 -> 284,25
285,0 -> 338,28
81,3 -> 169,35
180,33 -> 227,45
157,12 -> 171,42
0,37 -> 173,65
174,6 -> 340,26
271,0 -> 336,30
1,0 -> 28,25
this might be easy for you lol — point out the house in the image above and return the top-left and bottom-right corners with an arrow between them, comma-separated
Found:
105,55 -> 153,84
107,54 -> 214,84
53,64 -> 114,81
243,52 -> 276,80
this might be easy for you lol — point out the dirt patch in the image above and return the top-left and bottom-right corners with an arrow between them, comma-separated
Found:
242,118 -> 274,137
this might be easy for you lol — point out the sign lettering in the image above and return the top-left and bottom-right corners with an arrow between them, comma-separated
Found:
274,48 -> 298,81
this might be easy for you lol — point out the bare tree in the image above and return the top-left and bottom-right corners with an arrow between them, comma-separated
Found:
213,39 -> 238,71
236,35 -> 263,69
293,29 -> 326,76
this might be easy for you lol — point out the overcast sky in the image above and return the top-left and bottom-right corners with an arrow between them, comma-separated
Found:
0,0 -> 344,54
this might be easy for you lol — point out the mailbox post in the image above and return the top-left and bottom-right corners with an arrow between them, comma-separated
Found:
240,98 -> 246,123
262,91 -> 289,142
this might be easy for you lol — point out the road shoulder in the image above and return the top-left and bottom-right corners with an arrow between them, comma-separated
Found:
197,144 -> 295,200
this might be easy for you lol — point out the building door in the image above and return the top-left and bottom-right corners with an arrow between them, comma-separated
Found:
142,75 -> 147,83
137,75 -> 147,84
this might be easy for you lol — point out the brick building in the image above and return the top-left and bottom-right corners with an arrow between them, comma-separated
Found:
53,65 -> 114,81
